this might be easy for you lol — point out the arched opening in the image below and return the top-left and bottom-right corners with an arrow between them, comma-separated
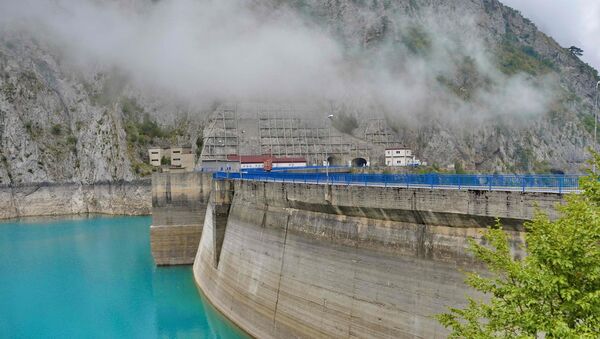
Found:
351,157 -> 368,167
326,155 -> 343,166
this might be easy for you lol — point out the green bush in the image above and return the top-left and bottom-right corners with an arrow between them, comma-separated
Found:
196,136 -> 203,156
497,40 -> 556,75
402,26 -> 431,55
51,124 -> 62,136
438,152 -> 600,337
121,97 -> 143,119
139,117 -> 165,139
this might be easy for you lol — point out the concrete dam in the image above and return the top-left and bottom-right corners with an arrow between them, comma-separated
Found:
150,172 -> 565,338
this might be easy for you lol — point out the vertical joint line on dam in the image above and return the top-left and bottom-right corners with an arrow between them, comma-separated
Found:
273,213 -> 290,325
165,174 -> 172,204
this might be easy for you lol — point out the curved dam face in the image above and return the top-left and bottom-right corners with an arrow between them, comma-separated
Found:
193,180 -> 562,338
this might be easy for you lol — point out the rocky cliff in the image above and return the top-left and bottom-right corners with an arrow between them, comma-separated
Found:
0,31 -> 205,186
295,0 -> 599,172
0,0 -> 598,189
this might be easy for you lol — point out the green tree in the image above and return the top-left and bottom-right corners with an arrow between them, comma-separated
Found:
568,46 -> 584,57
437,152 -> 600,338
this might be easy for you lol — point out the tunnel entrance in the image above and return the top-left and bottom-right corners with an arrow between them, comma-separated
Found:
351,158 -> 368,167
326,155 -> 343,166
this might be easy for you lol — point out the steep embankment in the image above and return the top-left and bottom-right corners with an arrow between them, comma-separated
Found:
0,180 -> 150,219
0,30 -> 202,216
193,180 -> 562,338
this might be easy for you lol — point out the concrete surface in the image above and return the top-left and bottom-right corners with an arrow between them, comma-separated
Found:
193,180 -> 565,338
150,172 -> 212,265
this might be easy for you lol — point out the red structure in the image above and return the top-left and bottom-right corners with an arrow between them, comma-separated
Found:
227,154 -> 307,170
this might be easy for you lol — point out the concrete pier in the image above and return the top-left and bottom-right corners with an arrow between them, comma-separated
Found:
150,172 -> 212,265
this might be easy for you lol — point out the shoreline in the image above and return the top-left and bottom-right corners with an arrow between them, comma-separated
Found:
0,211 -> 152,222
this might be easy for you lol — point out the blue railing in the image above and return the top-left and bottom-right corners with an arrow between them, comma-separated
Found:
212,172 -> 580,193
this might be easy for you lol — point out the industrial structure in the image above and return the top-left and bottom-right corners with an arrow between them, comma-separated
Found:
150,170 -> 569,338
148,146 -> 195,172
199,103 -> 410,169
227,154 -> 307,169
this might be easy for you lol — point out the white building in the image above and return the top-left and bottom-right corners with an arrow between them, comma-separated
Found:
170,147 -> 195,170
148,146 -> 195,172
385,147 -> 421,167
148,148 -> 164,167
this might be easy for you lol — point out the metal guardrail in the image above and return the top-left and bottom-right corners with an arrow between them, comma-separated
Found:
213,172 -> 580,193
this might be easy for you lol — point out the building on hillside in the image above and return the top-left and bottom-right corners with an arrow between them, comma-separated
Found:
147,146 -> 195,172
148,148 -> 165,167
226,154 -> 307,170
199,103 -> 395,167
385,147 -> 421,167
170,147 -> 195,171
200,160 -> 241,172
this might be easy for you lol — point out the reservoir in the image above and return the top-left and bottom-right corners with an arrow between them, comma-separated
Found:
0,215 -> 247,338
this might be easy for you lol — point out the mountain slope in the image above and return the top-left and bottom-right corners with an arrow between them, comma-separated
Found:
0,0 -> 598,186
295,0 -> 599,172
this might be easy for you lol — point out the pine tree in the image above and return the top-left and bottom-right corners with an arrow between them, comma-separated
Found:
568,46 -> 584,57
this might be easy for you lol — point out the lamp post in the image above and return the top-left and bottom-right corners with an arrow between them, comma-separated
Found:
326,114 -> 334,182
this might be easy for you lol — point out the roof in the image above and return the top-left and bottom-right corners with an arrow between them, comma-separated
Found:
385,147 -> 410,151
227,154 -> 306,164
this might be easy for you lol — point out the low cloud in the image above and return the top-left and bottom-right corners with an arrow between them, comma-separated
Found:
0,0 -> 557,128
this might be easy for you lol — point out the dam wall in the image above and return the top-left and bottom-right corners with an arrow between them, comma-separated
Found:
150,172 -> 212,265
0,180 -> 151,220
193,180 -> 564,338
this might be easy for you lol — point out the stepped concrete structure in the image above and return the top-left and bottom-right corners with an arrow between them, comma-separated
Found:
199,103 -> 398,168
150,172 -> 212,265
150,172 -> 566,337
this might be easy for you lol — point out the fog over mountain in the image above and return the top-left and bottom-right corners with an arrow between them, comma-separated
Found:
0,0 -> 558,123
0,0 -> 598,185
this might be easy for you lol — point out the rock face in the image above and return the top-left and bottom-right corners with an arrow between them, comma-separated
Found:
0,0 -> 598,210
0,27 -> 202,216
295,0 -> 598,172
0,33 -> 133,185
0,180 -> 151,219
0,32 -> 204,186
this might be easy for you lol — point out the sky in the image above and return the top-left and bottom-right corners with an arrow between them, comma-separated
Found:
502,0 -> 600,71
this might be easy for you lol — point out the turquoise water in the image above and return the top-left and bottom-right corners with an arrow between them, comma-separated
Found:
0,215 -> 248,339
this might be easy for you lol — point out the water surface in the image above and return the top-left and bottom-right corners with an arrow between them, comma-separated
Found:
0,215 -> 247,338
